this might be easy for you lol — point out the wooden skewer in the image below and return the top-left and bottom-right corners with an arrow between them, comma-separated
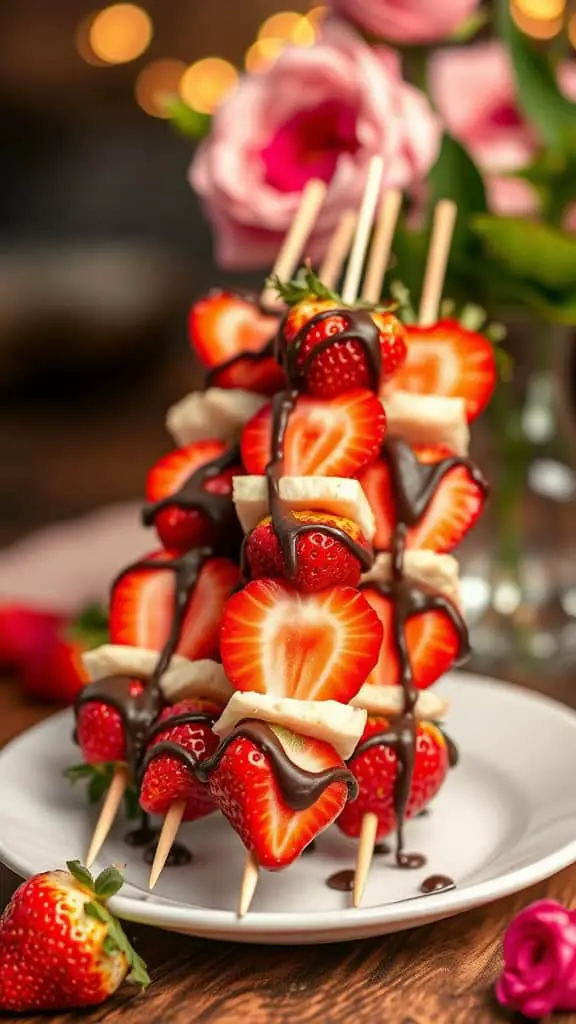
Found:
85,765 -> 129,869
260,178 -> 328,308
361,189 -> 402,305
238,850 -> 260,917
319,210 -> 357,291
418,199 -> 457,326
353,812 -> 379,908
148,798 -> 186,890
341,156 -> 384,306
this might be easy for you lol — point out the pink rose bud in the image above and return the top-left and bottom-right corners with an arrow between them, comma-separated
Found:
330,0 -> 481,44
496,900 -> 576,1019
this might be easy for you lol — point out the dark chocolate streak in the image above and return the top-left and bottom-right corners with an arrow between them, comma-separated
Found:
419,874 -> 455,894
141,720 -> 358,812
275,307 -> 383,394
74,675 -> 163,771
144,710 -> 218,747
326,869 -> 355,892
204,288 -> 279,387
382,435 -> 489,529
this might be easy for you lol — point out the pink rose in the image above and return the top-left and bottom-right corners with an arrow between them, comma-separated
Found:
191,21 -> 440,269
496,900 -> 576,1019
329,0 -> 480,43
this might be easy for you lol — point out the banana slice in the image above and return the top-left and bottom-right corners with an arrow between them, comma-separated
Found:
362,549 -> 461,607
351,684 -> 448,719
382,390 -> 469,455
166,388 -> 267,447
233,475 -> 375,540
82,644 -> 234,705
213,692 -> 367,760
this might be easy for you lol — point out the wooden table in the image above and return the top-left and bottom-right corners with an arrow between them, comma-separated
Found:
0,351 -> 575,1023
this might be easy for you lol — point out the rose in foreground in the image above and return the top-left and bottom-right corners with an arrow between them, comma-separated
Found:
329,0 -> 480,43
496,899 -> 576,1019
191,20 -> 440,269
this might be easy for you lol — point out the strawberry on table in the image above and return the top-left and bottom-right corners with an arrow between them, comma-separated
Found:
244,511 -> 371,593
359,443 -> 487,553
220,578 -> 383,704
0,861 -> 149,1011
188,289 -> 278,368
144,439 -> 242,552
241,389 -> 386,477
361,584 -> 464,691
110,552 -> 240,662
337,717 -> 449,840
140,698 -> 222,820
386,319 -> 497,421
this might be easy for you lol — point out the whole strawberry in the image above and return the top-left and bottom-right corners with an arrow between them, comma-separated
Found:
76,680 -> 146,765
244,511 -> 370,592
274,267 -> 407,398
0,861 -> 149,1011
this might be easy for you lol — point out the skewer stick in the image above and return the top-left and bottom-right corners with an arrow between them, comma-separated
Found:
148,798 -> 186,890
238,850 -> 260,917
341,156 -> 384,306
353,811 -> 379,908
361,189 -> 402,304
260,178 -> 328,308
319,210 -> 357,290
418,199 -> 457,326
85,765 -> 129,868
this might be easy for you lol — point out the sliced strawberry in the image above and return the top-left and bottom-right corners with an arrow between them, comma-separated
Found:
338,717 -> 449,839
188,289 -> 278,368
110,552 -> 240,661
208,725 -> 350,869
361,585 -> 462,690
145,439 -> 241,552
241,389 -> 386,477
359,444 -> 487,553
386,319 -> 496,421
208,353 -> 287,397
220,579 -> 383,703
140,699 -> 222,821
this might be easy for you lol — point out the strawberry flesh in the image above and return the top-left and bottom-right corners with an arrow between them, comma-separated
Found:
208,353 -> 287,396
188,289 -> 278,368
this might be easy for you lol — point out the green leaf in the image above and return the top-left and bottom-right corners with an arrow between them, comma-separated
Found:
428,133 -> 486,250
164,96 -> 211,139
450,5 -> 490,41
66,861 -> 95,891
88,767 -> 115,805
94,865 -> 125,899
64,763 -> 95,781
268,264 -> 341,305
67,603 -> 109,650
472,215 -> 576,290
497,0 -> 576,150
85,900 -> 109,923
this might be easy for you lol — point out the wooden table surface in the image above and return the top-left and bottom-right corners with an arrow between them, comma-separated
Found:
0,349 -> 575,1023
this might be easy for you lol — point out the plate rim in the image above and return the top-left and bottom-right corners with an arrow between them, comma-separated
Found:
1,671 -> 576,940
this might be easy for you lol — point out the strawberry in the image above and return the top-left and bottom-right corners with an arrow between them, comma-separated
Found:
20,632 -> 89,704
244,511 -> 370,592
359,444 -> 487,553
140,698 -> 222,821
220,579 -> 383,703
76,680 -> 145,765
145,439 -> 242,552
208,352 -> 287,397
275,268 -> 407,397
241,389 -> 386,477
337,717 -> 449,839
110,552 -> 240,661
361,585 -> 463,690
386,319 -> 497,421
208,726 -> 350,869
0,861 -> 149,1011
188,289 -> 278,368
0,604 -> 66,669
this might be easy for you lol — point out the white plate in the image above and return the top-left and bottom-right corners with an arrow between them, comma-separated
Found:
1,672 -> 575,945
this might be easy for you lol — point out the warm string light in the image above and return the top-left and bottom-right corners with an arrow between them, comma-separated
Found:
82,4 -> 153,64
245,7 -> 320,73
135,58 -> 186,117
179,58 -> 239,114
511,0 -> 564,37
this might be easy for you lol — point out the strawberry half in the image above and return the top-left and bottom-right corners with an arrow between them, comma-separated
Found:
145,439 -> 241,552
220,579 -> 383,703
208,726 -> 350,869
359,444 -> 487,553
387,319 -> 496,421
338,717 -> 449,839
110,552 -> 240,661
208,352 -> 287,397
241,389 -> 386,477
361,585 -> 463,690
188,289 -> 278,368
140,699 -> 222,821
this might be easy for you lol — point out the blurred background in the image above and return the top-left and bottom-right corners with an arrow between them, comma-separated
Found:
0,0 -> 575,705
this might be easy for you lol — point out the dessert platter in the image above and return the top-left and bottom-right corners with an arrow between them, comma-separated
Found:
1,161 -> 575,943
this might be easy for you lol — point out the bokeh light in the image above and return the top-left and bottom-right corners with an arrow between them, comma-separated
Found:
306,4 -> 328,27
135,58 -> 186,117
75,12 -> 107,66
245,38 -> 287,74
258,11 -> 316,46
511,0 -> 563,36
569,12 -> 576,46
512,0 -> 565,18
88,4 -> 153,64
179,58 -> 239,114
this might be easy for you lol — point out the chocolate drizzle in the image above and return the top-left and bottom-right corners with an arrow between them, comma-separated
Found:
419,874 -> 455,894
275,307 -> 383,394
142,719 -> 358,812
74,675 -> 163,772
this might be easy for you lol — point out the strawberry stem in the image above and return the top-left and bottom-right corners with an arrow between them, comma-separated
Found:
268,264 -> 341,306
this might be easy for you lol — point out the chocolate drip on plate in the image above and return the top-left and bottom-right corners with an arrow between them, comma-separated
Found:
143,840 -> 192,868
275,307 -> 383,394
326,869 -> 355,892
419,874 -> 455,894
